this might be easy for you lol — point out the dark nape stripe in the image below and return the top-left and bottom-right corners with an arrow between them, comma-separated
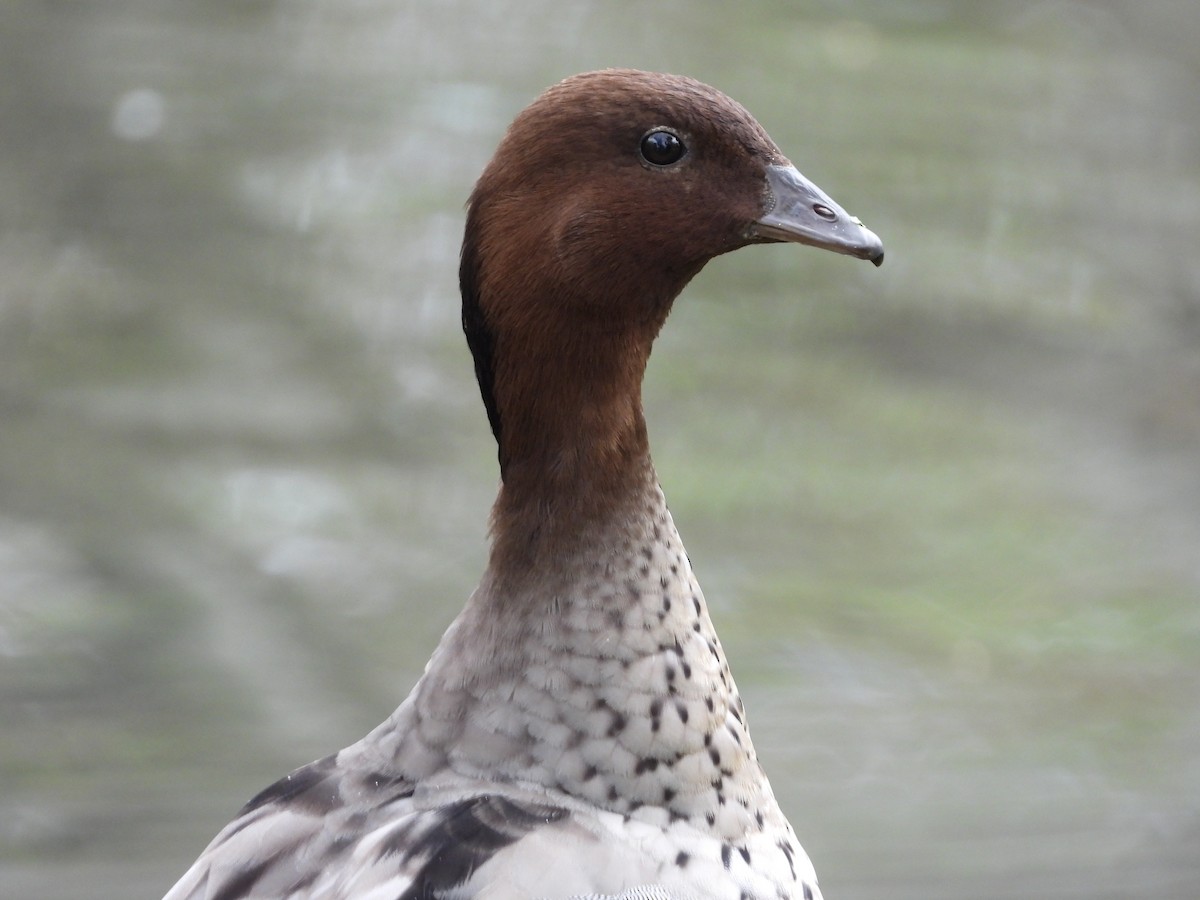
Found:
459,200 -> 504,474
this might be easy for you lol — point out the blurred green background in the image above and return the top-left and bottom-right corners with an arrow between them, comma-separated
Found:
2,2 -> 1198,898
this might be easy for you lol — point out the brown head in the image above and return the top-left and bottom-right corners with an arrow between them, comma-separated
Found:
459,70 -> 882,558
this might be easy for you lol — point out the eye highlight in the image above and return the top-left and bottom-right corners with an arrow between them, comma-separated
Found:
639,129 -> 686,166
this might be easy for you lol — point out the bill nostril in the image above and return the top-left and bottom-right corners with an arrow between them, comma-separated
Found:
813,204 -> 836,222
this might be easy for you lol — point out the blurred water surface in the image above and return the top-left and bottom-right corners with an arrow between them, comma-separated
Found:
2,2 -> 1198,898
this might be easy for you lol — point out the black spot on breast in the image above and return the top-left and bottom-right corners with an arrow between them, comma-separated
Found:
738,845 -> 751,865
803,884 -> 814,900
607,711 -> 628,737
675,702 -> 689,724
635,757 -> 659,774
721,843 -> 733,869
675,850 -> 690,868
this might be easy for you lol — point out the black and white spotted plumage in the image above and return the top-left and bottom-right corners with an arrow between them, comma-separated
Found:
167,480 -> 821,900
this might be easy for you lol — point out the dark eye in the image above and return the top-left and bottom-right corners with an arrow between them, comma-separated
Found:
639,129 -> 686,166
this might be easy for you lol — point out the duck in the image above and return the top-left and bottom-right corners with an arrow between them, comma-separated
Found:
164,68 -> 883,900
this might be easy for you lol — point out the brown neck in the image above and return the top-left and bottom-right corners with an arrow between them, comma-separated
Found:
460,186 -> 697,580
486,325 -> 658,578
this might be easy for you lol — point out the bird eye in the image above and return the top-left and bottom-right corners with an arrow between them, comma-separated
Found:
639,129 -> 686,166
